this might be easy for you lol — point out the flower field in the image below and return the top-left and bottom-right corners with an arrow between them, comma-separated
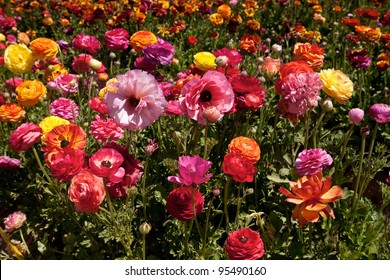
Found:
0,0 -> 389,260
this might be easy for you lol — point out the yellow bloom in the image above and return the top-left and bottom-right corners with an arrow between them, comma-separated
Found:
4,44 -> 35,74
29,37 -> 59,61
16,80 -> 47,107
194,52 -> 217,71
319,69 -> 354,104
39,116 -> 70,140
99,78 -> 119,99
209,13 -> 224,28
0,33 -> 5,41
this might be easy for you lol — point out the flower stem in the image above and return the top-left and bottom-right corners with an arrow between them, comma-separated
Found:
32,146 -> 53,185
312,111 -> 325,148
304,110 -> 310,149
351,132 -> 367,217
142,233 -> 146,260
141,155 -> 150,220
203,123 -> 209,159
234,183 -> 244,228
335,124 -> 354,172
224,177 -> 231,229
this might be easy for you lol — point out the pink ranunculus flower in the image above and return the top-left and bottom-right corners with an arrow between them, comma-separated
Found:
104,28 -> 130,51
348,108 -> 365,125
89,148 -> 125,183
213,48 -> 242,66
47,74 -> 79,95
262,56 -> 281,76
4,211 -> 26,233
368,103 -> 390,124
295,148 -> 333,176
68,169 -> 105,213
88,97 -> 109,115
104,69 -> 167,130
89,115 -> 124,143
168,155 -> 212,186
179,70 -> 234,125
72,33 -> 101,55
164,100 -> 184,116
71,54 -> 92,74
0,156 -> 21,170
9,122 -> 42,152
5,77 -> 24,92
50,97 -> 79,123
142,38 -> 175,66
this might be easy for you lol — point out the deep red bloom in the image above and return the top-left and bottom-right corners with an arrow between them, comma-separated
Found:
166,186 -> 204,221
230,75 -> 266,112
225,228 -> 265,260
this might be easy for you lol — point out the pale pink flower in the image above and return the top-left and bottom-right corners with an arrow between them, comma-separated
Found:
89,148 -> 125,183
104,69 -> 167,130
4,211 -> 26,232
47,74 -> 78,96
9,122 -> 42,152
295,148 -> 333,176
50,97 -> 79,123
89,115 -> 124,143
168,155 -> 212,186
368,103 -> 390,124
348,108 -> 365,125
179,70 -> 234,125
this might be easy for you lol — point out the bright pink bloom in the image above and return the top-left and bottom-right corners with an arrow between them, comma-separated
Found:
104,69 -> 167,130
72,33 -> 101,55
213,48 -> 242,66
368,103 -> 390,124
71,54 -> 92,74
0,156 -> 21,170
142,38 -> 175,66
45,147 -> 85,182
88,97 -> 109,114
5,77 -> 23,92
145,139 -> 159,155
164,100 -> 184,116
50,98 -> 79,123
104,28 -> 130,51
295,148 -> 333,176
89,148 -> 125,183
179,70 -> 234,125
4,211 -> 26,233
348,108 -> 365,125
9,122 -> 42,152
47,74 -> 78,96
168,155 -> 212,186
89,115 -> 124,143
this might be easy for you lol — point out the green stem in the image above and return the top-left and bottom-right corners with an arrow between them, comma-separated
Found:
312,111 -> 325,148
141,155 -> 150,220
234,183 -> 244,228
336,124 -> 354,171
203,123 -> 209,159
32,146 -> 53,184
223,177 -> 231,229
19,229 -> 31,256
184,220 -> 193,257
202,197 -> 215,255
351,132 -> 367,217
142,233 -> 146,260
304,110 -> 310,149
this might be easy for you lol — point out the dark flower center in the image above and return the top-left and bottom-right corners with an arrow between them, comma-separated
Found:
60,140 -> 70,148
101,160 -> 112,168
200,90 -> 212,102
240,236 -> 248,243
129,97 -> 140,107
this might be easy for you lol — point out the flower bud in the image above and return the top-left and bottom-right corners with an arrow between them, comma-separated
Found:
361,125 -> 370,136
322,98 -> 333,112
129,186 -> 138,195
215,55 -> 229,67
89,58 -> 103,70
172,58 -> 179,66
203,106 -> 221,123
139,222 -> 152,235
348,108 -> 364,125
246,188 -> 254,195
97,72 -> 109,82
226,39 -> 235,50
271,44 -> 282,53
145,139 -> 159,155
213,189 -> 221,196
109,52 -> 116,59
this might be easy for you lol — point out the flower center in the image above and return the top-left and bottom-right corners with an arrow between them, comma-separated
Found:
101,160 -> 112,168
60,140 -> 70,148
200,90 -> 212,102
240,236 -> 248,243
129,97 -> 140,107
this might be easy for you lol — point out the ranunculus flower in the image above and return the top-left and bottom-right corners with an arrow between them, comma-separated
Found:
0,103 -> 26,123
129,30 -> 158,53
347,49 -> 371,69
166,186 -> 204,221
4,211 -> 26,233
88,97 -> 109,115
213,48 -> 242,66
50,98 -> 79,123
4,44 -> 34,74
222,153 -> 257,182
0,156 -> 21,170
68,169 -> 105,213
104,69 -> 167,130
71,54 -> 92,74
228,136 -> 261,164
89,115 -> 124,143
104,28 -> 130,51
47,74 -> 78,96
368,103 -> 390,124
42,124 -> 86,154
142,38 -> 175,66
29,37 -> 58,61
179,70 -> 234,125
292,43 -> 324,71
45,147 -> 85,182
230,75 -> 266,112
168,155 -> 212,186
9,122 -> 42,152
72,33 -> 101,55
16,80 -> 47,107
5,77 -> 23,92
319,69 -> 354,104
348,108 -> 365,125
89,148 -> 125,183
262,56 -> 281,76
295,148 -> 333,176
193,52 -> 217,71
39,116 -> 70,139
279,172 -> 343,226
225,228 -> 265,260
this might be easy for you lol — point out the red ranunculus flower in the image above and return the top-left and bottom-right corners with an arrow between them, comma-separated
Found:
9,122 -> 42,152
166,186 -> 204,221
222,153 -> 257,182
225,228 -> 265,260
45,147 -> 85,182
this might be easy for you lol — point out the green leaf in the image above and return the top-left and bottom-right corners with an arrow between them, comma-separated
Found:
267,172 -> 290,183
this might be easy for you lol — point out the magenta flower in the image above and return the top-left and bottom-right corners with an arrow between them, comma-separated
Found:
0,156 -> 21,170
47,74 -> 78,96
5,77 -> 23,92
50,97 -> 79,123
179,70 -> 234,125
295,148 -> 333,176
104,69 -> 167,130
142,38 -> 175,66
213,48 -> 242,66
168,155 -> 212,186
368,103 -> 390,124
4,211 -> 26,233
71,54 -> 92,74
348,108 -> 365,125
104,28 -> 130,51
89,115 -> 124,143
9,122 -> 42,152
72,33 -> 101,55
89,148 -> 125,183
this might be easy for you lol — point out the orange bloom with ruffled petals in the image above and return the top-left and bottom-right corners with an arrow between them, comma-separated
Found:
279,172 -> 343,226
0,103 -> 26,123
355,25 -> 381,43
228,136 -> 260,164
29,37 -> 58,61
42,124 -> 86,155
129,30 -> 157,53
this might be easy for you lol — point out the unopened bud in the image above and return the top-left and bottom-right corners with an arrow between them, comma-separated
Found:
361,125 -> 370,136
322,98 -> 333,112
226,39 -> 235,50
139,222 -> 151,235
215,55 -> 229,67
203,106 -> 221,123
109,52 -> 116,59
246,188 -> 254,195
271,44 -> 282,53
172,58 -> 179,66
348,108 -> 364,125
129,186 -> 138,195
213,189 -> 220,196
97,72 -> 109,82
89,58 -> 103,70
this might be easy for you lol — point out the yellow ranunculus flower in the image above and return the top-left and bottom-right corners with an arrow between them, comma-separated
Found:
16,80 -> 47,107
29,37 -> 59,61
4,44 -> 35,74
319,69 -> 354,104
39,116 -> 70,140
0,33 -> 6,41
194,52 -> 217,71
209,13 -> 224,28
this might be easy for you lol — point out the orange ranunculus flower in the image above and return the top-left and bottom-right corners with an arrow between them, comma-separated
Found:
341,17 -> 360,27
381,33 -> 390,50
279,172 -> 343,227
292,42 -> 324,71
246,19 -> 261,32
301,30 -> 322,42
217,4 -> 231,20
228,136 -> 260,164
44,64 -> 68,82
4,44 -> 35,74
29,37 -> 59,61
0,103 -> 26,123
209,13 -> 224,28
17,32 -> 30,45
42,124 -> 86,154
239,34 -> 261,53
355,25 -> 381,43
262,56 -> 281,76
16,80 -> 47,107
376,52 -> 390,71
129,30 -> 158,53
